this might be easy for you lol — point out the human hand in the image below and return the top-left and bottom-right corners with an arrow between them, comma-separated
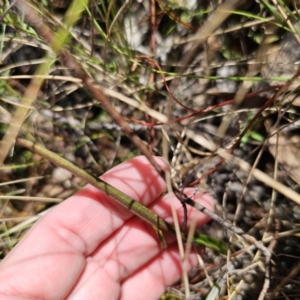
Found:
0,156 -> 214,300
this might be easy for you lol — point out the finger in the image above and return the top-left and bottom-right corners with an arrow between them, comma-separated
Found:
120,243 -> 199,300
149,188 -> 214,228
0,156 -> 168,300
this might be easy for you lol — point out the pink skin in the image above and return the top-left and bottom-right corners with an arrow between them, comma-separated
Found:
0,156 -> 214,300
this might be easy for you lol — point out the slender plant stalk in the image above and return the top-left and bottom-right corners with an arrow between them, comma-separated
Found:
17,137 -> 227,253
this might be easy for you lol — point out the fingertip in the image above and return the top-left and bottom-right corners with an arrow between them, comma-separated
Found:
183,188 -> 214,226
150,188 -> 214,228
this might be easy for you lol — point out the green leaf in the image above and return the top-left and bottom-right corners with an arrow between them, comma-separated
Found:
193,234 -> 227,254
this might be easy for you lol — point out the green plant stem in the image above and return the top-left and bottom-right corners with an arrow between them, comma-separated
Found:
16,137 -> 227,254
